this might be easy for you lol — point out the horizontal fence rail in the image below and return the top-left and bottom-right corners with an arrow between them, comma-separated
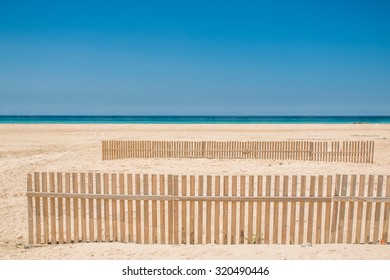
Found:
27,173 -> 389,245
102,140 -> 374,163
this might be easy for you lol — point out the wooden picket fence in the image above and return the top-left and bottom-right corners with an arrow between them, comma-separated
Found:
27,172 -> 389,245
102,140 -> 374,163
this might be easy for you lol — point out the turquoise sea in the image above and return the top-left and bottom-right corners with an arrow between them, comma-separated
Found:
0,116 -> 389,124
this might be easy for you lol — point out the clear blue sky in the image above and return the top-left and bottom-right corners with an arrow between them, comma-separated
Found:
1,0 -> 389,115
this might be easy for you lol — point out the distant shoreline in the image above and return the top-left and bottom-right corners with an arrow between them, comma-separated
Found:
1,115 -> 389,124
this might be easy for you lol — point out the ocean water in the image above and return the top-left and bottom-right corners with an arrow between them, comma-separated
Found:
0,115 -> 389,124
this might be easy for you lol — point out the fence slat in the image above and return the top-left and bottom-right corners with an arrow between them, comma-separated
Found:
307,176 -> 315,244
173,175 -> 179,244
289,176 -> 297,244
190,176 -> 195,244
80,173 -> 87,243
72,173 -> 79,242
119,174 -> 125,242
330,175 -> 340,243
364,175 -> 374,243
103,173 -> 109,242
355,175 -> 365,244
256,176 -> 263,244
168,175 -> 173,244
281,176 -> 288,244
324,175 -> 332,243
298,176 -> 306,244
152,174 -> 158,244
231,176 -> 237,244
160,175 -> 166,244
49,172 -> 56,244
239,176 -> 246,244
316,175 -> 324,244
197,175 -> 204,244
88,173 -> 95,243
223,176 -> 229,244
143,174 -> 150,244
42,172 -> 49,244
382,176 -> 390,242
264,176 -> 271,244
273,176 -> 280,244
57,173 -> 64,244
214,176 -> 220,244
373,175 -> 383,243
206,176 -> 212,244
135,174 -> 141,243
337,175 -> 348,243
181,175 -> 187,244
96,173 -> 102,242
111,174 -> 118,242
346,175 -> 357,244
247,176 -> 254,244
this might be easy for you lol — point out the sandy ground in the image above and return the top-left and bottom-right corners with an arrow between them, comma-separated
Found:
0,123 -> 389,260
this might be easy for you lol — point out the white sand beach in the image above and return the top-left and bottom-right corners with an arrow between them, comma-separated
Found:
0,123 -> 389,259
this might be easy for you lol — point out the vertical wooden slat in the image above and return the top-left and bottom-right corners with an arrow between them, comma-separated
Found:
41,172 -> 49,244
173,175 -> 179,244
88,173 -> 95,242
135,174 -> 141,243
111,173 -> 118,242
72,173 -> 79,243
231,175 -> 237,244
330,175 -> 341,243
256,176 -> 263,244
189,175 -> 195,244
57,173 -> 64,244
197,175 -> 204,244
307,176 -> 315,244
214,176 -> 220,244
159,175 -> 166,244
168,175 -> 173,244
289,176 -> 297,244
324,175 -> 332,243
373,175 -> 383,243
103,173 -> 110,242
298,176 -> 306,244
281,175 -> 288,244
49,172 -> 56,244
96,173 -> 102,242
206,175 -> 212,244
337,175 -> 348,243
316,175 -> 324,244
382,176 -> 390,242
143,174 -> 150,244
80,173 -> 87,242
181,175 -> 187,244
152,174 -> 158,243
372,141 -> 375,164
223,176 -> 229,244
65,173 -> 71,243
264,175 -> 271,244
239,176 -> 246,244
355,175 -> 365,244
248,176 -> 254,244
364,175 -> 374,243
273,176 -> 280,244
346,175 -> 357,244
119,173 -> 125,242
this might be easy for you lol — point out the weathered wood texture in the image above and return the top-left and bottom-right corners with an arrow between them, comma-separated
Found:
27,173 -> 389,245
102,140 -> 374,163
